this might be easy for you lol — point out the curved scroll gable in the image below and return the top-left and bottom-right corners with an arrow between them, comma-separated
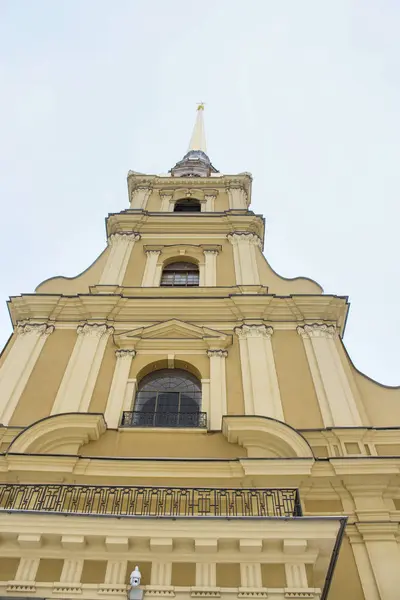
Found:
256,252 -> 323,295
222,415 -> 315,458
7,413 -> 106,455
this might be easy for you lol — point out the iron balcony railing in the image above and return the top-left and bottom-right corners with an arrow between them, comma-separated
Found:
0,484 -> 302,518
121,410 -> 207,428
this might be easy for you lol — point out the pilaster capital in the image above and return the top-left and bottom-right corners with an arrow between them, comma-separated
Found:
203,248 -> 219,256
16,321 -> 55,337
159,190 -> 174,199
145,249 -> 162,257
234,324 -> 274,339
115,349 -> 136,360
227,232 -> 262,248
207,349 -> 228,358
108,232 -> 141,247
296,323 -> 337,339
77,323 -> 114,338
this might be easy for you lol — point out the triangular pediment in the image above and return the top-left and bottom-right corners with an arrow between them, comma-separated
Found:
115,319 -> 231,350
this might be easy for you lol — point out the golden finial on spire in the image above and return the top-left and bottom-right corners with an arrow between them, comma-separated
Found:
197,102 -> 205,111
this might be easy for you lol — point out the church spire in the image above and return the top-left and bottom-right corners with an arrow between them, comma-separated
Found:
188,103 -> 207,153
170,104 -> 218,177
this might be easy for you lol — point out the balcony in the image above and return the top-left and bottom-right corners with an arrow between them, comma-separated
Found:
121,410 -> 207,428
0,484 -> 302,518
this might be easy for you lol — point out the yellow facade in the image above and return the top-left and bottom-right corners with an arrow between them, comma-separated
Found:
0,110 -> 399,600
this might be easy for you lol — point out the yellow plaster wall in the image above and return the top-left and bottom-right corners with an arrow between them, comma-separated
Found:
0,333 -> 15,370
36,558 -> 64,582
328,536 -> 365,600
126,562 -> 151,586
122,240 -> 146,287
88,337 -> 116,414
375,444 -> 400,456
81,560 -> 107,584
217,241 -> 236,287
304,499 -> 343,513
255,252 -> 322,295
9,329 -> 77,427
35,247 -> 108,294
226,337 -> 245,414
261,564 -> 286,588
80,430 -> 246,459
171,563 -> 196,586
353,369 -> 400,426
216,563 -> 240,587
0,557 -> 19,580
272,330 -> 324,429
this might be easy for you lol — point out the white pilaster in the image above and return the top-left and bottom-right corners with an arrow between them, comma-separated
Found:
207,350 -> 228,430
235,324 -> 283,421
226,185 -> 248,209
203,249 -> 218,286
227,233 -> 261,285
104,560 -> 127,584
349,536 -> 380,600
201,379 -> 210,425
160,192 -> 174,212
130,186 -> 152,209
204,194 -> 216,211
105,350 -> 136,428
100,232 -> 140,285
0,322 -> 54,425
284,563 -> 308,588
150,561 -> 172,586
358,524 -> 400,600
297,324 -> 362,427
59,558 -> 84,583
51,323 -> 113,415
240,563 -> 262,588
142,250 -> 162,287
196,563 -> 216,587
14,557 -> 40,582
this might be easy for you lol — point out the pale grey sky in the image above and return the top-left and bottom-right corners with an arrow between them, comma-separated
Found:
0,0 -> 399,385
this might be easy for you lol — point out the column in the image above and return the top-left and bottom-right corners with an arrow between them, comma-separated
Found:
51,323 -> 113,415
204,193 -> 217,211
0,322 -> 54,425
357,523 -> 400,600
227,233 -> 261,285
104,350 -> 136,428
235,324 -> 283,420
347,528 -> 380,600
196,563 -> 216,587
226,185 -> 248,209
159,192 -> 174,212
207,350 -> 228,430
142,250 -> 162,287
203,249 -> 219,286
297,324 -> 362,427
201,379 -> 210,425
99,232 -> 140,285
240,563 -> 262,588
130,186 -> 152,209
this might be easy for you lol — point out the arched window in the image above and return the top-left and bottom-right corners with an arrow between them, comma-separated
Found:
130,369 -> 203,427
160,261 -> 199,287
174,198 -> 201,212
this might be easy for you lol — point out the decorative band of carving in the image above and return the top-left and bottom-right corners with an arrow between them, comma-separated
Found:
296,323 -> 337,339
234,324 -> 273,339
115,349 -> 136,359
16,322 -> 55,337
207,349 -> 228,358
108,232 -> 141,247
77,323 -> 114,338
7,583 -> 36,593
227,232 -> 262,248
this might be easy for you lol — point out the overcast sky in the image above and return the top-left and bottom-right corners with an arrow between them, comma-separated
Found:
0,1 -> 399,386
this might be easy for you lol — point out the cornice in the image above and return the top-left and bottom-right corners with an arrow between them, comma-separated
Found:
127,172 -> 252,198
7,294 -> 349,332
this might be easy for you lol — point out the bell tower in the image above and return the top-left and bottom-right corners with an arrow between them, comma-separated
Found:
0,106 -> 400,599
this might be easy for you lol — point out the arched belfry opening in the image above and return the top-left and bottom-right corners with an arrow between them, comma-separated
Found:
160,261 -> 199,287
174,198 -> 201,212
130,368 -> 203,427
